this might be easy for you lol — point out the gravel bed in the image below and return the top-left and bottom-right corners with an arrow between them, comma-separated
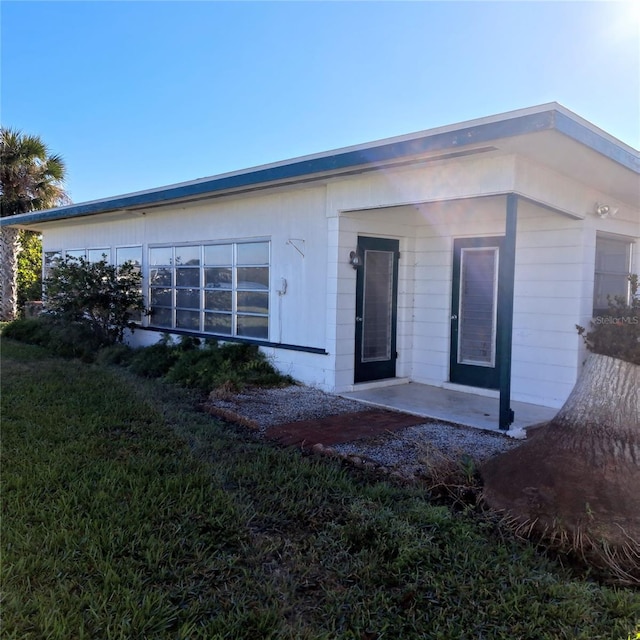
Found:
208,384 -> 366,430
207,384 -> 522,475
332,423 -> 519,476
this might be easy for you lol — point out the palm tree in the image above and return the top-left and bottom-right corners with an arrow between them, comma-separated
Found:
482,281 -> 640,584
0,128 -> 69,320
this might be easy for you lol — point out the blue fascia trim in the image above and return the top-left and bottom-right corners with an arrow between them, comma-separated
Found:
1,111 -> 557,227
4,107 -> 636,229
553,111 -> 640,173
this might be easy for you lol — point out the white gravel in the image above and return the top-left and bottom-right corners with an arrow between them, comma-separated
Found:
207,384 -> 521,474
208,384 -> 365,428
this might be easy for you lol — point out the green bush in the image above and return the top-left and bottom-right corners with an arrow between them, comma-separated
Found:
43,255 -> 146,347
45,320 -> 104,361
2,318 -> 47,344
94,343 -> 135,367
165,341 -> 292,392
4,317 -> 294,391
128,342 -> 180,378
2,317 -> 101,361
577,274 -> 640,365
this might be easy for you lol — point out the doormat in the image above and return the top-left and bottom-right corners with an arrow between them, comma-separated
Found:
264,409 -> 427,448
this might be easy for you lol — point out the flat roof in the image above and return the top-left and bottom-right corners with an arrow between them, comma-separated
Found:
3,102 -> 638,228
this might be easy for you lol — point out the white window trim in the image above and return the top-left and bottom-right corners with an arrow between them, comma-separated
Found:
148,240 -> 271,340
593,234 -> 634,313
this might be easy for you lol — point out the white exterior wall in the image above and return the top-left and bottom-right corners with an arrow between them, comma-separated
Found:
510,200 -> 586,406
411,197 -> 509,389
323,154 -> 519,394
324,154 -> 638,408
328,206 -> 418,391
42,186 -> 341,391
39,150 -> 639,408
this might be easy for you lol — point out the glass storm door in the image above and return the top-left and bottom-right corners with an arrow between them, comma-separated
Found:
354,237 -> 399,383
450,237 -> 503,389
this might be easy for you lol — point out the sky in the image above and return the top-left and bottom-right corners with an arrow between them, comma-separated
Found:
2,1 -> 639,205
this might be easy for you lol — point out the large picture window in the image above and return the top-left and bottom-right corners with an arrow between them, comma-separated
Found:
149,241 -> 270,340
593,236 -> 633,314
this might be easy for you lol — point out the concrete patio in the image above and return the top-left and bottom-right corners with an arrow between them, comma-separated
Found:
340,381 -> 558,438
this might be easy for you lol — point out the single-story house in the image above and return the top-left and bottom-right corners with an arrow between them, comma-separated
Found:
4,103 -> 639,429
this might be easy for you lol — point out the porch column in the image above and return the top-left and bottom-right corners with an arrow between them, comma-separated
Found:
497,193 -> 518,430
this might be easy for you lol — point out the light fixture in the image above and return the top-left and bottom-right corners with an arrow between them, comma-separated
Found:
349,250 -> 362,269
595,203 -> 619,219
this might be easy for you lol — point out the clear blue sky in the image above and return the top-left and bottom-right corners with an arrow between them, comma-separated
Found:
2,1 -> 639,204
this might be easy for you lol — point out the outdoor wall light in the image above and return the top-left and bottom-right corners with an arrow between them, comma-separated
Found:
595,203 -> 619,219
349,250 -> 363,269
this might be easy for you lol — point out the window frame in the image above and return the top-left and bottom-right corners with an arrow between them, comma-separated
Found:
116,246 -> 143,323
593,234 -> 634,315
64,247 -> 111,263
148,240 -> 270,340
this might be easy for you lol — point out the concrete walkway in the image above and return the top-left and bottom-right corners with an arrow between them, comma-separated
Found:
340,382 -> 558,438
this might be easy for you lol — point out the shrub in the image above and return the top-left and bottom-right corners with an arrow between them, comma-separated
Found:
2,318 -> 48,344
45,320 -> 104,361
128,342 -> 180,378
164,341 -> 294,392
4,316 -> 293,391
2,316 -> 101,361
43,255 -> 146,347
577,274 -> 640,365
94,343 -> 135,367
164,346 -> 225,391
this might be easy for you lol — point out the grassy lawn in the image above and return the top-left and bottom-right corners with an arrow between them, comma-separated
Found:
1,338 -> 639,639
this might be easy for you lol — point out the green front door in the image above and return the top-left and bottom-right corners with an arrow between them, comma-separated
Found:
450,237 -> 503,389
354,236 -> 399,383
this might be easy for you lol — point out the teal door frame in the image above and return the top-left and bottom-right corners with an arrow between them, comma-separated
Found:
450,236 -> 504,390
354,236 -> 399,383
448,193 -> 517,430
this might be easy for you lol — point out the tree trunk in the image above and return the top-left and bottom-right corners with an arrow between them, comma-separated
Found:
0,226 -> 21,321
482,353 -> 640,583
556,353 -> 638,431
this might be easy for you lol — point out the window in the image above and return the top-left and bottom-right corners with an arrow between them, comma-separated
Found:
593,236 -> 633,314
116,246 -> 142,271
65,249 -> 86,260
149,241 -> 270,339
117,246 -> 143,323
88,248 -> 110,263
43,251 -> 62,278
64,248 -> 110,263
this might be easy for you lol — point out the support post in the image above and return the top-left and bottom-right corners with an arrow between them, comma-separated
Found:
497,193 -> 517,430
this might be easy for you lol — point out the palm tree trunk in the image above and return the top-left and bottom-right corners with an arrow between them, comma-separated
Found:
556,353 -> 639,429
0,226 -> 21,321
552,353 -> 639,465
481,352 -> 640,583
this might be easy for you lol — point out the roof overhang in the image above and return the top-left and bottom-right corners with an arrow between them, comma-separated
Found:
3,102 -> 638,230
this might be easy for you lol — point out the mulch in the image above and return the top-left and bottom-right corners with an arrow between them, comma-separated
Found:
263,409 -> 427,448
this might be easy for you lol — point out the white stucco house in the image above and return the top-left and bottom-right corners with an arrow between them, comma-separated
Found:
4,103 -> 639,429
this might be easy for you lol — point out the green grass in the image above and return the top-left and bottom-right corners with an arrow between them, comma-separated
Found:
1,338 -> 639,639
